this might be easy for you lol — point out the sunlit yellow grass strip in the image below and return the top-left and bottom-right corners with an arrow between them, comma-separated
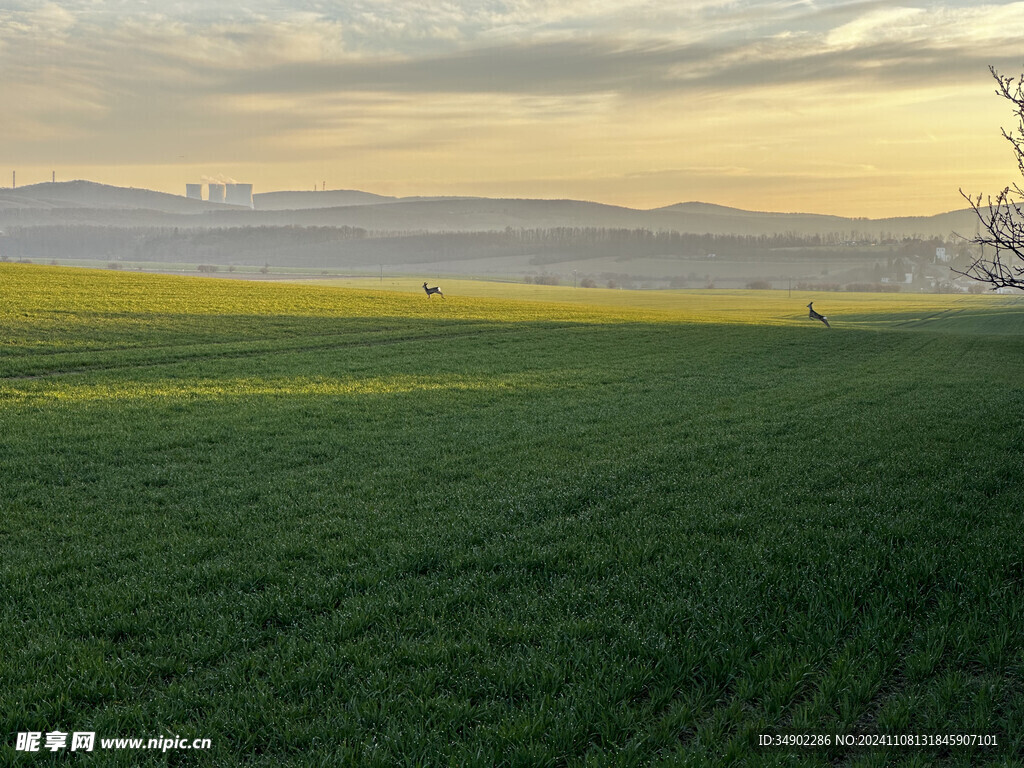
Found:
288,276 -> 1022,326
3,265 -> 1022,334
0,373 -> 552,406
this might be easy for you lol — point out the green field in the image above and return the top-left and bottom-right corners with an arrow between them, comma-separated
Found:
2,264 -> 1023,766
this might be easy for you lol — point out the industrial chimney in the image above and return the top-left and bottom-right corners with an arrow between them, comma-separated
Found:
207,183 -> 226,204
225,183 -> 253,208
185,183 -> 203,200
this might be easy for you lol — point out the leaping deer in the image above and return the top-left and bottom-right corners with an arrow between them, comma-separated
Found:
807,301 -> 830,328
423,282 -> 445,299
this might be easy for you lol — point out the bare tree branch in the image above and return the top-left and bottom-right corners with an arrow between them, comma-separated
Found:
956,67 -> 1024,291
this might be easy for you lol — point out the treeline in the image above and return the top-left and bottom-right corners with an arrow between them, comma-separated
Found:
0,225 -> 367,262
460,227 -> 954,253
383,228 -> 954,260
506,227 -> 848,253
0,223 -> 961,266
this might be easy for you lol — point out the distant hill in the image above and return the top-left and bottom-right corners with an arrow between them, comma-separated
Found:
0,180 -> 223,214
654,201 -> 778,215
253,190 -> 493,210
648,201 -> 980,238
254,189 -> 398,210
204,198 -> 652,232
0,180 -> 982,238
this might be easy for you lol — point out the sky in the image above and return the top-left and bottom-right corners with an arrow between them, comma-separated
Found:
2,0 -> 1023,217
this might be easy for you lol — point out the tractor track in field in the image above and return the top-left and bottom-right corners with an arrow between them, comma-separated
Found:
0,321 -> 591,382
0,323 -> 415,359
893,308 -> 964,327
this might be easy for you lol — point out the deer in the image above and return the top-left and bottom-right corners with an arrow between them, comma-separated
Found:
423,282 -> 445,299
807,301 -> 830,328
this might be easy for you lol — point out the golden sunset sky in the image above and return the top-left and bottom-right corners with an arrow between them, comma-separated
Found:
2,1 -> 1023,216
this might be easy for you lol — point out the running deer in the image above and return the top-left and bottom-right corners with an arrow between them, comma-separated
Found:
423,282 -> 445,299
807,301 -> 830,328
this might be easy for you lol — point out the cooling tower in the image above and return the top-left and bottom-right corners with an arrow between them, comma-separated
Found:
225,183 -> 253,208
185,184 -> 203,200
207,183 -> 226,204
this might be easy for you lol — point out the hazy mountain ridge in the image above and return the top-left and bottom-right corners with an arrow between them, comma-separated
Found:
254,189 -> 399,210
0,180 -> 980,237
253,190 -> 491,210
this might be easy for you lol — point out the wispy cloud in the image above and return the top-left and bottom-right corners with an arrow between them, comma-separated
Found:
6,2 -> 1021,103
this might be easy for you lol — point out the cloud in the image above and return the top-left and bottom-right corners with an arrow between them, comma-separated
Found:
824,2 -> 1024,49
5,2 -> 1023,106
825,6 -> 929,48
215,33 -> 1019,101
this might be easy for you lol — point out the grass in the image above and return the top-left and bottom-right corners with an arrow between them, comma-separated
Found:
2,263 -> 1024,766
293,276 -> 1024,330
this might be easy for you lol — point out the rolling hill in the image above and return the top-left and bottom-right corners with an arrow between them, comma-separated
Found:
0,180 -> 981,237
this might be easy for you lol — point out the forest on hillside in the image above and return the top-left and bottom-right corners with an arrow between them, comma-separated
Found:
0,225 -> 967,268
